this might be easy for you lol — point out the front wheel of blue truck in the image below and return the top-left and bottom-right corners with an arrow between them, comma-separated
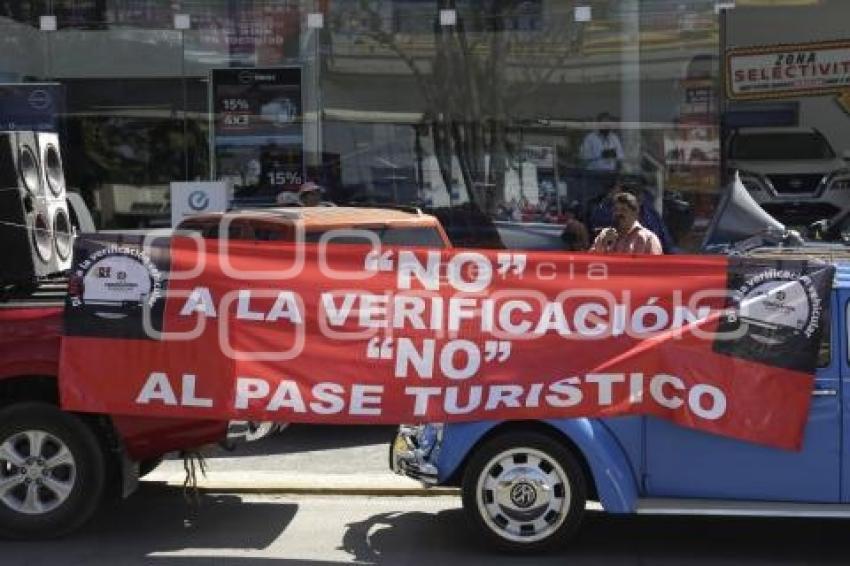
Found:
461,430 -> 587,553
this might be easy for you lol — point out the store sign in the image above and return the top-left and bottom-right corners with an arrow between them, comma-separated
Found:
211,67 -> 304,202
727,41 -> 850,111
0,83 -> 65,132
59,236 -> 833,450
170,181 -> 232,227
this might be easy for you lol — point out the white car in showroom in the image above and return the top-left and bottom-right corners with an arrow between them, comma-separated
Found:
728,127 -> 850,227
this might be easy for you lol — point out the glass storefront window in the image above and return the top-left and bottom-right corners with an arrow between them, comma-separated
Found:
724,0 -> 850,238
317,0 -> 720,250
2,0 -> 848,251
3,0 -> 719,246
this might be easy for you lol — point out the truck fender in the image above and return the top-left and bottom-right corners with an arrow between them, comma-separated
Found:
438,418 -> 639,514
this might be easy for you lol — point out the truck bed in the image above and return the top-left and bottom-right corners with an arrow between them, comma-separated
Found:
745,244 -> 850,263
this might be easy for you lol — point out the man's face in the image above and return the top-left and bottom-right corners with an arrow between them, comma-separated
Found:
612,201 -> 637,231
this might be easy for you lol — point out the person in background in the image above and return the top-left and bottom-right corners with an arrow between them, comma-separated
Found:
509,198 -> 522,222
588,177 -> 674,252
590,192 -> 662,255
580,112 -> 624,172
559,202 -> 590,251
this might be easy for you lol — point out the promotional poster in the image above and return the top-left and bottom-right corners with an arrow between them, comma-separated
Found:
211,67 -> 304,202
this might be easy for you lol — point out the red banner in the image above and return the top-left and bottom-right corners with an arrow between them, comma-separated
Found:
59,235 -> 833,449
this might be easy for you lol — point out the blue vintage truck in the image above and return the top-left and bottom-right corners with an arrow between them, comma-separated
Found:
391,248 -> 850,553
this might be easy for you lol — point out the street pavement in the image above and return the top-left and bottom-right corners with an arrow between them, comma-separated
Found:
144,424 -> 443,494
5,486 -> 850,565
4,425 -> 850,564
189,424 -> 398,475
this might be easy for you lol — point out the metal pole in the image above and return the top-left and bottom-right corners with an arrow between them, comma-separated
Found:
620,0 -> 641,173
554,145 -> 562,216
182,29 -> 189,181
719,5 -> 729,187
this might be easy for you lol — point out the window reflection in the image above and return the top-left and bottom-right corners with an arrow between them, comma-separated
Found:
319,0 -> 721,251
725,1 -> 850,240
1,0 -> 724,248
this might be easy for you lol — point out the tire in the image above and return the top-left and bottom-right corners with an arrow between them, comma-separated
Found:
461,430 -> 587,553
0,403 -> 106,539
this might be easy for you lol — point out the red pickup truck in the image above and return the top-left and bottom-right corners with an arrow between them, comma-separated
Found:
0,278 -> 245,539
0,205 -> 453,539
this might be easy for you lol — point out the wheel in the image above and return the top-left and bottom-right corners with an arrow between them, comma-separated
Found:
461,430 -> 587,553
0,403 -> 106,539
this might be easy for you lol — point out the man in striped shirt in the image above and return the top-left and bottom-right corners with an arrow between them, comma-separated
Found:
590,192 -> 663,255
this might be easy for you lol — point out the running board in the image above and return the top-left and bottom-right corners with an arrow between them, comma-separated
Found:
636,498 -> 850,518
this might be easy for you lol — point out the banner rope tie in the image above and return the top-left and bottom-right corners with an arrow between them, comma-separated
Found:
181,450 -> 208,506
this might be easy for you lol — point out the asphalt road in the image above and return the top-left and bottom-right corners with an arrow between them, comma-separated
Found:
158,424 -> 397,476
5,484 -> 850,565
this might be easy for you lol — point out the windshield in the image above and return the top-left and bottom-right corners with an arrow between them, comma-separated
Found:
730,132 -> 836,160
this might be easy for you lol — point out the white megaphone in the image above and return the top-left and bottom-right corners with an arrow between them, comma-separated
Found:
701,172 -> 798,251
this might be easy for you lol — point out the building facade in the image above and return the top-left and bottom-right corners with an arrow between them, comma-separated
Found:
1,1 -> 848,251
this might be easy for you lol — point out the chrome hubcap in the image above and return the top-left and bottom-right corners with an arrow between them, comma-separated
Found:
0,430 -> 76,515
476,447 -> 571,543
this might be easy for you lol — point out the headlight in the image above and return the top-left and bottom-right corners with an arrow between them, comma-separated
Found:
827,169 -> 850,190
828,176 -> 850,190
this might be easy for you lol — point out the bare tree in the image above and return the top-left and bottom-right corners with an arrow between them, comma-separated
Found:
328,0 -> 578,216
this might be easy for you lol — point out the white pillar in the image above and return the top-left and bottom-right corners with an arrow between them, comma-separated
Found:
620,0 -> 641,173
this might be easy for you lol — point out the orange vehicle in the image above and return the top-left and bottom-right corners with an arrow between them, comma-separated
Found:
177,206 -> 452,248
